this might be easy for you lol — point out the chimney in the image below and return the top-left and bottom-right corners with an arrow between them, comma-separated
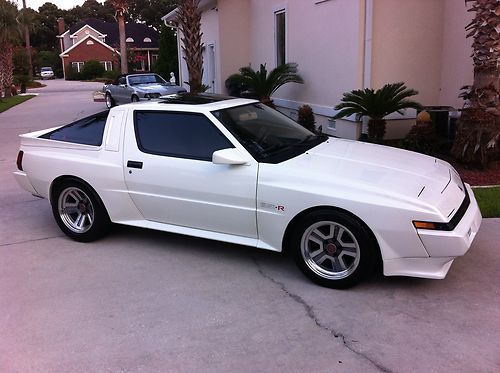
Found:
57,17 -> 65,35
57,17 -> 66,53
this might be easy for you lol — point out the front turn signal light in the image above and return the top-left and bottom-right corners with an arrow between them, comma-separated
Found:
413,221 -> 438,230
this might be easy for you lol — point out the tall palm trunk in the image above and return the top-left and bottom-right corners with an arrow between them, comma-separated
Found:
176,0 -> 203,94
22,0 -> 32,80
111,0 -> 129,74
0,43 -> 14,97
451,0 -> 500,166
118,13 -> 128,74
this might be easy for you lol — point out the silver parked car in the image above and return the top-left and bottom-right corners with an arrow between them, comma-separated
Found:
40,67 -> 54,80
103,73 -> 186,108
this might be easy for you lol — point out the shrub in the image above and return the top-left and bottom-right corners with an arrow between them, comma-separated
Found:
66,66 -> 81,81
14,75 -> 30,93
403,111 -> 440,155
103,69 -> 120,82
297,105 -> 316,132
80,60 -> 105,80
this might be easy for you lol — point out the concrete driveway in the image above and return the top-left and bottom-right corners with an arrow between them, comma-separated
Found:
0,80 -> 499,373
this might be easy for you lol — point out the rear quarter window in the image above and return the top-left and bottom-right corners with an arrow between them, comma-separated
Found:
39,111 -> 108,146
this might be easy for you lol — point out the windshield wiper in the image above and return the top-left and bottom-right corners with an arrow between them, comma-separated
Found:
263,134 -> 325,157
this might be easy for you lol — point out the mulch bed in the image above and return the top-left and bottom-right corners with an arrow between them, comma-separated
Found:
450,160 -> 500,186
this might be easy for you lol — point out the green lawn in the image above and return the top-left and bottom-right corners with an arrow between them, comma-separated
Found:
0,95 -> 35,113
473,187 -> 500,218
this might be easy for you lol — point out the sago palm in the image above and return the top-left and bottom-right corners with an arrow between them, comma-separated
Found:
228,63 -> 304,107
333,82 -> 422,142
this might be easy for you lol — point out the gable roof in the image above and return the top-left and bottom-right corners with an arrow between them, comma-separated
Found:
59,34 -> 120,57
66,18 -> 159,49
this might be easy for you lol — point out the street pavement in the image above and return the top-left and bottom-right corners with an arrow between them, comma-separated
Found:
0,80 -> 499,373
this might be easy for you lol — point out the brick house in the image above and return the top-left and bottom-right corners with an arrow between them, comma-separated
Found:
57,18 -> 160,79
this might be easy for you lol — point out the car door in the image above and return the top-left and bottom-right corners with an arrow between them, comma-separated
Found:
114,76 -> 130,104
123,110 -> 258,239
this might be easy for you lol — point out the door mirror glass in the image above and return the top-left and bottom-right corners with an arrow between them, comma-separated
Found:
212,148 -> 248,165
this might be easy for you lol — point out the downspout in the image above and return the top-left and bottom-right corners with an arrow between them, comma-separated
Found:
361,0 -> 373,137
363,0 -> 373,89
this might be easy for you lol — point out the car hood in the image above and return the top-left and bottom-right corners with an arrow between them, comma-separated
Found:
134,83 -> 182,93
280,138 -> 465,218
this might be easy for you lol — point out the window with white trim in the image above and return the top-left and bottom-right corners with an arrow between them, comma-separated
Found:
71,62 -> 85,72
275,8 -> 286,66
100,61 -> 113,71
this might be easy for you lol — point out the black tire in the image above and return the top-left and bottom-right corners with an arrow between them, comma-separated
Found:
51,178 -> 110,242
291,210 -> 376,289
131,95 -> 139,103
105,92 -> 115,109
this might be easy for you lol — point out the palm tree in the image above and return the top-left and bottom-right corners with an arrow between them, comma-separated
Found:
0,0 -> 20,99
228,63 -> 304,107
176,0 -> 203,94
110,0 -> 129,74
20,0 -> 32,80
333,82 -> 422,142
451,0 -> 499,166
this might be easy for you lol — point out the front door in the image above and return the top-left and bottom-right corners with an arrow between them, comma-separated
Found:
123,110 -> 258,238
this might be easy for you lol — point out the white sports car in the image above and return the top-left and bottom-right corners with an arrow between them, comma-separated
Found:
13,94 -> 482,288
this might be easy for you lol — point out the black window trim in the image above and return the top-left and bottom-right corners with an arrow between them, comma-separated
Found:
133,109 -> 235,162
38,110 -> 108,147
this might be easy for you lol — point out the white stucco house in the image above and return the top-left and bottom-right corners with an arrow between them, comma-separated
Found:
162,0 -> 473,139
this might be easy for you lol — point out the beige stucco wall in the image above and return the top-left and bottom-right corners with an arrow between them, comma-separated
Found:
371,0 -> 445,105
218,0 -> 251,90
439,0 -> 474,108
248,0 -> 364,107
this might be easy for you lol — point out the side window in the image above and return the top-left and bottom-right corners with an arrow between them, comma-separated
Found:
274,8 -> 286,66
134,111 -> 234,161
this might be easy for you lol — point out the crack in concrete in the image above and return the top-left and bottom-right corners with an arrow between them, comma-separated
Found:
0,235 -> 63,247
253,257 -> 392,373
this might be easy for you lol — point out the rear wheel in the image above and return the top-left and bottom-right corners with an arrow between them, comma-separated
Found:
51,179 -> 110,242
131,95 -> 139,103
291,210 -> 376,289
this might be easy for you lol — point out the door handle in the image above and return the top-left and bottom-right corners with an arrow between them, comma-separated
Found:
127,160 -> 143,169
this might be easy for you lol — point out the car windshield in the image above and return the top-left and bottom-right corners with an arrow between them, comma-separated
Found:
128,74 -> 166,85
41,67 -> 52,72
212,103 -> 327,163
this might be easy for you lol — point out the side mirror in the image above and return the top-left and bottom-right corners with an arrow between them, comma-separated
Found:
119,84 -> 126,88
212,148 -> 249,165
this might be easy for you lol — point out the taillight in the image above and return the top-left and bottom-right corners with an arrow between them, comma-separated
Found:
16,151 -> 24,171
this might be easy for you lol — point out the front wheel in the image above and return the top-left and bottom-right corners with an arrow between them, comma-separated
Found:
131,95 -> 139,103
105,92 -> 115,109
291,210 -> 377,289
51,179 -> 110,242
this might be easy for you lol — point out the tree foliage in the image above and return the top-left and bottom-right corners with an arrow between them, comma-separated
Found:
333,82 -> 422,142
154,24 -> 178,82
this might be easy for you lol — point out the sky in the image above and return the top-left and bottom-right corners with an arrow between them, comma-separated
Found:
15,0 -> 104,11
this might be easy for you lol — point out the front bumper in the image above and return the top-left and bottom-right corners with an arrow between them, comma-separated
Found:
384,183 -> 482,279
